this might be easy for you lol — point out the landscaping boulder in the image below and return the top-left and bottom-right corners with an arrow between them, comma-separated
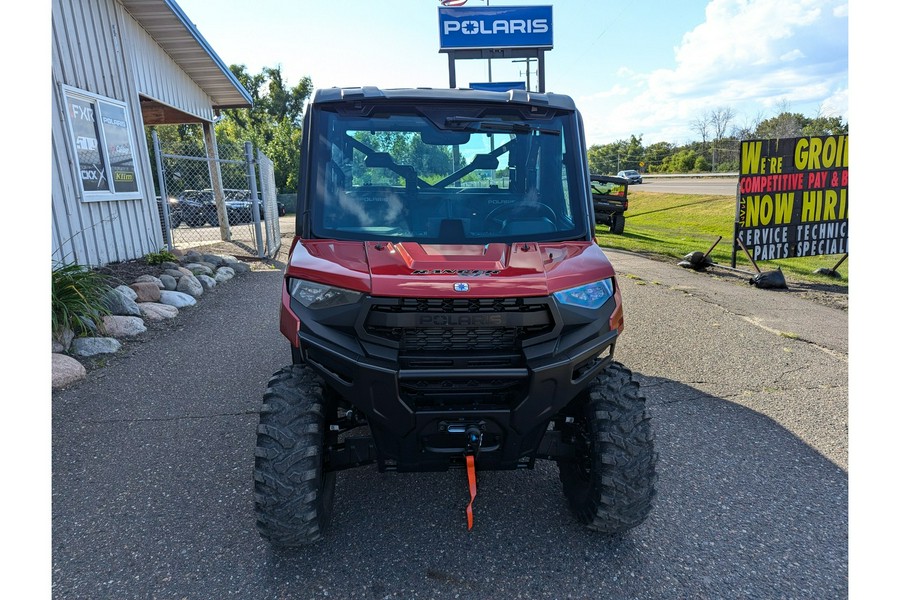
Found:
184,262 -> 214,277
115,285 -> 138,301
176,273 -> 204,297
225,260 -> 251,275
102,288 -> 141,317
52,327 -> 75,353
138,302 -> 179,321
129,281 -> 161,303
159,290 -> 197,308
214,267 -> 235,283
101,315 -> 147,338
52,353 -> 86,389
71,337 -> 121,357
202,254 -> 227,267
159,274 -> 178,290
196,274 -> 217,291
135,274 -> 165,289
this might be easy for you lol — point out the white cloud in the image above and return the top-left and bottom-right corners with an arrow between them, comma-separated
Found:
821,87 -> 848,120
582,0 -> 847,146
780,49 -> 805,62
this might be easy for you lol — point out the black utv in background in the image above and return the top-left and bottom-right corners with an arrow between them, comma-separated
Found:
591,174 -> 629,234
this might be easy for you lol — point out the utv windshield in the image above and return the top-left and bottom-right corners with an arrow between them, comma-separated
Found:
309,102 -> 588,243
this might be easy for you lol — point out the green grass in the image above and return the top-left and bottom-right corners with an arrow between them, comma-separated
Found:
595,191 -> 848,287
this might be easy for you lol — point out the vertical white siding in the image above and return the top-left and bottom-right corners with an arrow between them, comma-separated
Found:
51,0 -> 216,267
121,14 -> 215,122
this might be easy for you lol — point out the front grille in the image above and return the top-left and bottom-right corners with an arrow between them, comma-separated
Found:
401,327 -> 517,352
364,297 -> 553,352
400,377 -> 525,409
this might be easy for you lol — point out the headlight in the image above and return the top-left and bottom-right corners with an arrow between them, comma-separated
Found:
553,279 -> 614,310
288,278 -> 362,309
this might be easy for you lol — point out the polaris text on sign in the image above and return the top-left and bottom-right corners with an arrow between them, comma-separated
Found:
438,5 -> 553,50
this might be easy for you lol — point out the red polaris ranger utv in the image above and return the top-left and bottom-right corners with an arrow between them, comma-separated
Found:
255,87 -> 657,547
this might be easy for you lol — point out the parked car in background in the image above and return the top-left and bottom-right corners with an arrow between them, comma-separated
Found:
225,190 -> 287,222
617,169 -> 642,184
156,195 -> 184,228
167,189 -> 286,227
221,189 -> 256,225
173,189 -> 218,227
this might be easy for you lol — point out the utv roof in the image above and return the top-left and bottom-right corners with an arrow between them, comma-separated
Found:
311,86 -> 577,111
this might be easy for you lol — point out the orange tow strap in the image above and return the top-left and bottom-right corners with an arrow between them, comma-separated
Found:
466,455 -> 477,530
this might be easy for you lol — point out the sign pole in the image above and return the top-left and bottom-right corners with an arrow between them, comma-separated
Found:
538,49 -> 546,92
448,53 -> 457,88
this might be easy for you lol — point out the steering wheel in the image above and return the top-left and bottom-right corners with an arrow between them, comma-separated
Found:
484,202 -> 558,231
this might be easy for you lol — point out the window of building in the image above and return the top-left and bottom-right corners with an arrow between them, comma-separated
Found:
62,86 -> 141,201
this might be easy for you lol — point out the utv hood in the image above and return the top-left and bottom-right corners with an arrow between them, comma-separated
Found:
288,240 -> 616,298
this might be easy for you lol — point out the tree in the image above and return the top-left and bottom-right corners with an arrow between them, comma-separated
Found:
709,107 -> 735,171
754,112 -> 806,139
803,114 -> 849,136
690,113 -> 711,146
215,65 -> 314,193
587,143 -> 620,175
644,141 -> 674,173
620,135 -> 645,171
664,149 -> 698,173
585,105 -> 847,176
710,107 -> 735,143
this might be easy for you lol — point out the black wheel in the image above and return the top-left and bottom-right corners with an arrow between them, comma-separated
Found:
557,362 -> 657,534
208,212 -> 220,227
610,214 -> 625,235
254,365 -> 336,547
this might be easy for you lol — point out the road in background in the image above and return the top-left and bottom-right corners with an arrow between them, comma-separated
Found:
641,177 -> 739,195
51,248 -> 847,599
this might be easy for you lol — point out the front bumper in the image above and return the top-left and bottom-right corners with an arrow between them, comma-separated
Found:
284,292 -> 619,471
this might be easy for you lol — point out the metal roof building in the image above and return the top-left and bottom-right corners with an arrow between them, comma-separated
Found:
51,0 -> 251,266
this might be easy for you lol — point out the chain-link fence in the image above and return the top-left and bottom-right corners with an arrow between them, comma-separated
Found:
256,151 -> 282,257
152,130 -> 281,258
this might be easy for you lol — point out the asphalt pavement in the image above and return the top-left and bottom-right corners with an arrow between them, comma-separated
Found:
51,248 -> 848,599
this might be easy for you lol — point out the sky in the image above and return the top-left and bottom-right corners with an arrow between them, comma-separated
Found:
173,0 -> 848,148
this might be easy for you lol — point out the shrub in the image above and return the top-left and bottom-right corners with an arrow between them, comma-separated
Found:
145,248 -> 179,265
51,262 -> 114,337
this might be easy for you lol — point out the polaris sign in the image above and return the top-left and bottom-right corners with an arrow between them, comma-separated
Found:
439,5 -> 553,50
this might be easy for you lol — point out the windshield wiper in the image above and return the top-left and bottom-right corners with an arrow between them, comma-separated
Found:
444,116 -> 560,135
